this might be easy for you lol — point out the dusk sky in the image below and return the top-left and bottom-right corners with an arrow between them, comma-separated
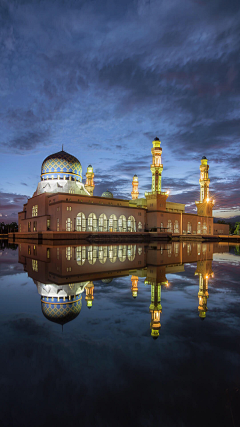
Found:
0,0 -> 239,222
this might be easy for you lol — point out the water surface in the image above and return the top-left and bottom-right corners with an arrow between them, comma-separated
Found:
0,240 -> 239,427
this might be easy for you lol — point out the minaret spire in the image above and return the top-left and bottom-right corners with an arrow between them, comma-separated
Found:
150,137 -> 163,193
62,144 -> 63,151
195,156 -> 215,218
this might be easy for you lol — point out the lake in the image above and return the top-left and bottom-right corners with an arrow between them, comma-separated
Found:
0,240 -> 239,427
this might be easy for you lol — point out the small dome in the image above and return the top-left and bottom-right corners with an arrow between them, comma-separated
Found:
88,164 -> 92,168
41,295 -> 82,325
41,150 -> 82,182
101,278 -> 113,284
202,156 -> 207,160
154,137 -> 159,141
133,174 -> 138,177
101,190 -> 113,199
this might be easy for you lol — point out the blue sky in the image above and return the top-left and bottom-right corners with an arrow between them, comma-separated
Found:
0,0 -> 239,221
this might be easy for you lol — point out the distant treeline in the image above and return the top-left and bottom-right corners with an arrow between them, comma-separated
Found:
0,222 -> 18,234
215,220 -> 240,235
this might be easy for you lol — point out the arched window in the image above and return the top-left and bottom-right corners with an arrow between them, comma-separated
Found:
174,220 -> 179,233
108,245 -> 118,263
69,188 -> 75,194
109,214 -> 117,232
76,246 -> 86,265
98,246 -> 108,264
76,213 -> 86,231
203,222 -> 207,234
127,245 -> 136,261
138,247 -> 143,255
99,213 -> 107,232
197,222 -> 202,234
174,242 -> 179,256
118,245 -> 127,262
88,246 -> 98,265
127,216 -> 136,232
160,222 -> 164,231
167,220 -> 172,232
138,221 -> 143,231
66,218 -> 72,231
88,213 -> 97,232
118,215 -> 127,232
66,246 -> 72,260
187,222 -> 192,234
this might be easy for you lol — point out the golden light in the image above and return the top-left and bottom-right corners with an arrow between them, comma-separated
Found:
206,197 -> 209,202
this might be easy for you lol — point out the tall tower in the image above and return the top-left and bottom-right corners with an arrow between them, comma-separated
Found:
131,175 -> 139,200
149,282 -> 162,339
131,275 -> 139,298
150,137 -> 163,193
85,165 -> 95,196
195,260 -> 214,320
85,281 -> 94,308
195,156 -> 214,217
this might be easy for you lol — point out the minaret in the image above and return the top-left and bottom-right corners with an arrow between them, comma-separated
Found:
195,260 -> 213,320
149,282 -> 162,339
131,275 -> 138,298
131,175 -> 139,200
85,165 -> 95,196
85,281 -> 94,308
195,156 -> 214,217
150,137 -> 163,193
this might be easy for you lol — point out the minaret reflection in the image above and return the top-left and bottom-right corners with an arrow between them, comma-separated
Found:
131,275 -> 139,298
145,266 -> 168,339
195,260 -> 214,320
85,281 -> 94,308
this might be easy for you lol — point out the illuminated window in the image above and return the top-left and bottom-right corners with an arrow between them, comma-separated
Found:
99,213 -> 107,232
32,205 -> 38,217
67,206 -> 72,211
88,246 -> 98,265
66,246 -> 72,260
127,245 -> 136,261
174,242 -> 179,256
28,245 -> 31,255
32,259 -> 38,272
47,248 -> 50,259
118,245 -> 127,262
76,246 -> 86,265
33,245 -> 37,256
88,213 -> 97,232
28,222 -> 31,232
109,214 -> 117,232
167,220 -> 173,232
57,218 -> 59,231
197,222 -> 202,234
76,213 -> 86,231
98,246 -> 107,264
203,222 -> 207,235
67,267 -> 72,272
118,215 -> 127,232
174,220 -> 179,233
167,244 -> 172,257
187,222 -> 192,233
127,216 -> 136,232
33,221 -> 37,232
69,188 -> 75,194
160,222 -> 164,231
138,247 -> 143,255
138,221 -> 143,231
108,245 -> 117,263
66,218 -> 72,231
187,243 -> 192,255
47,219 -> 50,230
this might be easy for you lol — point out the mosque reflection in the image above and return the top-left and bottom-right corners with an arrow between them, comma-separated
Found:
18,241 -> 228,338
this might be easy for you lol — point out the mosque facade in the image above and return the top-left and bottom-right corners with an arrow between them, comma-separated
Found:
17,137 -> 229,237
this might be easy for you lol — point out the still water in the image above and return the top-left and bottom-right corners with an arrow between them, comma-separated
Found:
0,240 -> 240,427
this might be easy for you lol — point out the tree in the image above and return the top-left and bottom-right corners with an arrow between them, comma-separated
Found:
234,222 -> 240,235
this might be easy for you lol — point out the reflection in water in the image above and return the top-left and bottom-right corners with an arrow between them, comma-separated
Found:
18,242 -> 230,338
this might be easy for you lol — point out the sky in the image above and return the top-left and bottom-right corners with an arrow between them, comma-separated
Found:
0,0 -> 239,222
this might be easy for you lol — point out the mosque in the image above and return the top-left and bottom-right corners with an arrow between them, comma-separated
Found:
18,241 -> 223,338
17,137 -> 229,237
